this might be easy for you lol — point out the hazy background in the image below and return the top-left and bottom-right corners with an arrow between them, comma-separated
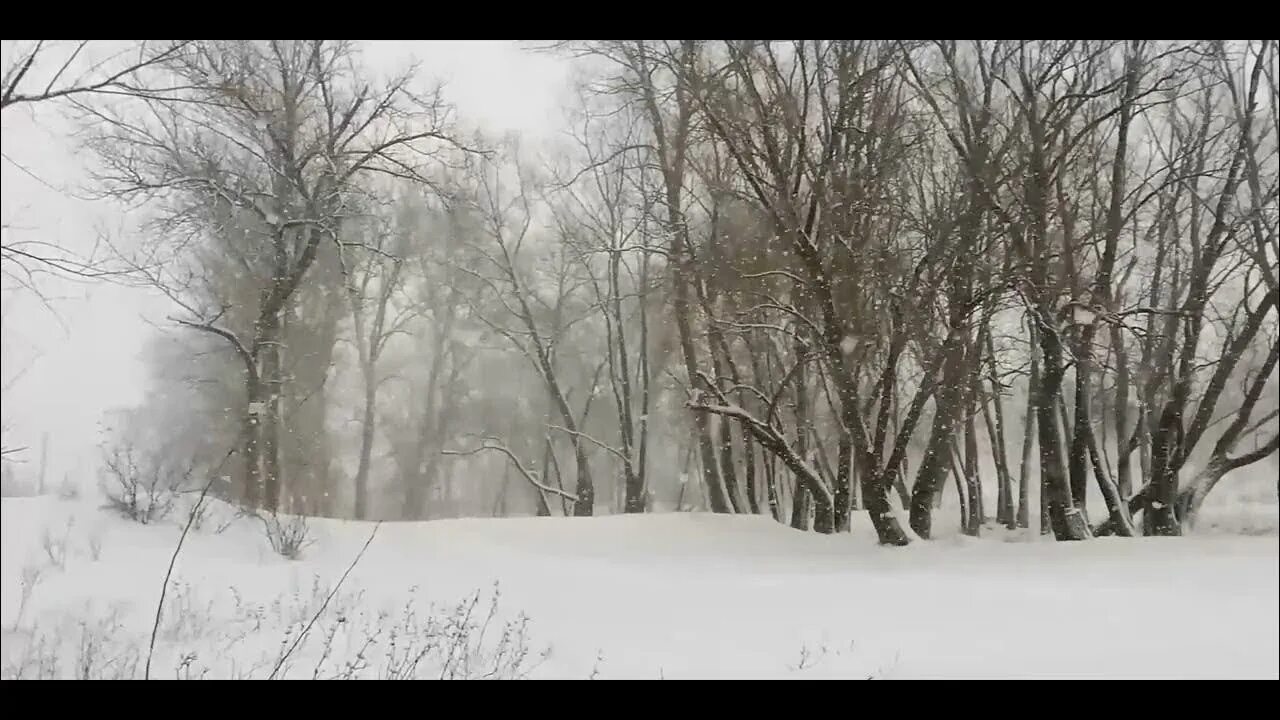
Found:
0,40 -> 571,489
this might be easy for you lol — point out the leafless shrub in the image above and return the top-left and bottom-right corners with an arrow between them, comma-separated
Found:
2,581 -> 550,680
75,609 -> 140,680
181,493 -> 245,535
213,506 -> 247,535
0,464 -> 36,497
790,643 -> 825,672
1,628 -> 60,679
173,651 -> 209,680
99,444 -> 187,524
144,462 -> 223,679
788,638 -> 884,678
85,529 -> 104,561
276,583 -> 547,680
55,476 -> 80,501
587,650 -> 605,680
40,518 -> 73,570
159,581 -> 217,644
2,604 -> 139,680
187,497 -> 211,531
10,563 -> 44,632
376,584 -> 546,680
261,511 -> 314,560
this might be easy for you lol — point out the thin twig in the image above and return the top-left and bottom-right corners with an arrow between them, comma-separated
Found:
443,441 -> 579,502
268,521 -> 382,680
145,443 -> 236,680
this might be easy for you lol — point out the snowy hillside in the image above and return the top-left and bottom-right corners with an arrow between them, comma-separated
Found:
3,495 -> 1276,679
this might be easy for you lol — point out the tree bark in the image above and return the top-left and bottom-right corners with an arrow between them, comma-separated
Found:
1084,414 -> 1135,536
1035,317 -> 1092,541
909,331 -> 968,539
982,347 -> 1016,529
242,375 -> 263,509
1111,322 -> 1135,498
963,408 -> 983,534
791,352 -> 818,532
743,432 -> 760,514
1067,343 -> 1094,527
258,314 -> 283,515
1015,384 -> 1034,531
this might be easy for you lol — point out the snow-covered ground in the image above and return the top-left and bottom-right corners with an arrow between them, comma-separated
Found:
2,492 -> 1277,679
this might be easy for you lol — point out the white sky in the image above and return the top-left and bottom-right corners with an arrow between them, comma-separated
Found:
0,40 -> 572,486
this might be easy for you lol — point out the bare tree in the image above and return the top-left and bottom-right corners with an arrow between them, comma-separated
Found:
455,142 -> 597,516
2,40 -> 195,111
80,40 -> 463,514
560,41 -> 735,514
549,102 -> 659,513
1142,41 -> 1274,535
2,41 -> 198,290
336,197 -> 418,519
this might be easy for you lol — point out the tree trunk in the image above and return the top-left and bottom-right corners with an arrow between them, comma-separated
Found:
859,461 -> 906,544
1029,330 -> 1047,535
984,334 -> 1015,528
352,375 -> 376,521
963,413 -> 983,533
1084,417 -> 1135,536
908,332 -> 967,539
242,375 -> 263,510
1035,321 -> 1091,541
1067,330 -> 1095,527
833,431 -> 855,531
892,474 -> 911,513
850,449 -> 863,512
765,451 -> 782,522
748,330 -> 779,521
1016,381 -> 1034,530
636,40 -> 728,515
790,483 -> 812,531
531,466 -> 552,517
792,358 -> 815,531
1110,322 -> 1135,498
984,388 -> 1015,529
910,408 -> 952,540
1145,406 -> 1184,536
743,432 -> 760,514
1039,475 -> 1051,535
949,440 -> 980,536
607,245 -> 645,516
405,343 -> 447,519
950,444 -> 971,534
715,404 -> 743,514
962,328 -> 986,530
259,318 -> 283,515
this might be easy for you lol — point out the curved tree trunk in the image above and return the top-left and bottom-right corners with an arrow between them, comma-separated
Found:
1084,417 -> 1135,536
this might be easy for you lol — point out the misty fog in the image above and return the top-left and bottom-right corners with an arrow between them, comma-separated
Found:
1,40 -> 1276,680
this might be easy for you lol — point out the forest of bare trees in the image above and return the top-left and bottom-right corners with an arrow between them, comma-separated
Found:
6,40 -> 1277,544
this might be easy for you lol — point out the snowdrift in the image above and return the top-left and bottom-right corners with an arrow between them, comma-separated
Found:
2,495 -> 1276,679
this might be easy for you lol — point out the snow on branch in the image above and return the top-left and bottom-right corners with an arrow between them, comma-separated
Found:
442,439 -> 579,503
685,388 -> 832,505
171,315 -> 256,381
546,425 -> 629,464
